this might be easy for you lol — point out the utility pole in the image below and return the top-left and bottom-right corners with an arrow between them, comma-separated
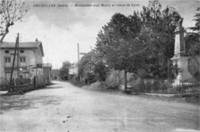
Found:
77,43 -> 80,80
77,43 -> 80,63
16,33 -> 20,77
9,33 -> 19,92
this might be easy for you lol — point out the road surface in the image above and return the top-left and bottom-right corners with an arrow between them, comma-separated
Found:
0,81 -> 199,132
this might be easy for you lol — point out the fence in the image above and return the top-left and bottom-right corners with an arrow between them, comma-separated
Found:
0,66 -> 52,93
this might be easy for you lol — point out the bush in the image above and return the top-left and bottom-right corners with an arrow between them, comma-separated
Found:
167,87 -> 178,94
144,81 -> 152,92
69,76 -> 84,87
94,62 -> 108,82
184,94 -> 200,104
162,80 -> 172,92
85,73 -> 96,84
105,70 -> 123,89
130,78 -> 145,93
152,80 -> 161,92
143,79 -> 172,93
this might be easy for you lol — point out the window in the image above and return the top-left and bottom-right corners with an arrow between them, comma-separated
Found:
5,50 -> 9,54
20,50 -> 24,53
5,57 -> 11,63
20,57 -> 26,63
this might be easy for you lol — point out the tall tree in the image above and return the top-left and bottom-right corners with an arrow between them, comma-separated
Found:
191,7 -> 200,33
96,13 -> 143,90
185,7 -> 200,56
0,0 -> 27,42
59,61 -> 71,80
139,0 -> 182,78
185,33 -> 200,56
96,0 -> 183,91
78,50 -> 101,84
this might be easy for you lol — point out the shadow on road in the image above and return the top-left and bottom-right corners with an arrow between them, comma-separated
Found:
22,82 -> 64,93
0,82 -> 64,95
0,94 -> 62,114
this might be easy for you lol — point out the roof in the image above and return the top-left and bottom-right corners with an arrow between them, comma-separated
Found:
0,41 -> 44,56
43,63 -> 52,67
0,41 -> 40,48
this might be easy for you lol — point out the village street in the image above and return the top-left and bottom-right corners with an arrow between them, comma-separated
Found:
0,81 -> 199,132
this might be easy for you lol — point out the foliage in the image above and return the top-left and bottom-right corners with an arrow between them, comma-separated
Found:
94,61 -> 108,81
96,13 -> 143,73
139,2 -> 182,78
80,0 -> 199,93
190,7 -> 200,33
0,0 -> 28,42
105,70 -> 122,89
96,12 -> 144,90
59,61 -> 71,80
78,50 -> 108,83
142,79 -> 172,93
130,78 -> 145,93
95,0 -> 182,91
78,50 -> 96,80
185,7 -> 200,56
69,75 -> 85,87
185,32 -> 200,56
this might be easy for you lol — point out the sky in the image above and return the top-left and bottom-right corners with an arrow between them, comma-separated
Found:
4,0 -> 200,69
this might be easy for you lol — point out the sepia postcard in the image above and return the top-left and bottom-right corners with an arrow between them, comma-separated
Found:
0,0 -> 199,132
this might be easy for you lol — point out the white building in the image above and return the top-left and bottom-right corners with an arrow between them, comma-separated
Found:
0,40 -> 44,86
69,63 -> 78,76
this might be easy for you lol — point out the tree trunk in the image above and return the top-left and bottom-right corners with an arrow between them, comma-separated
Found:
0,25 -> 9,43
124,70 -> 127,91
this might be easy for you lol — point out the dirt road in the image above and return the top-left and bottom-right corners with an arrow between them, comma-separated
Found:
0,81 -> 199,132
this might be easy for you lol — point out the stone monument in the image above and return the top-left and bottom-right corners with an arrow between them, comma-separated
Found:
171,18 -> 195,86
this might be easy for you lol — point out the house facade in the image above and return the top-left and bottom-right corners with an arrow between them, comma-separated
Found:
52,69 -> 60,80
43,63 -> 52,84
0,40 -> 45,86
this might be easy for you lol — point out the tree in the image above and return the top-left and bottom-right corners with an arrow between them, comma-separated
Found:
185,7 -> 200,56
78,50 -> 96,84
94,61 -> 108,82
191,7 -> 200,33
139,0 -> 182,78
59,61 -> 71,80
0,0 -> 27,42
78,49 -> 108,84
96,13 -> 143,90
185,33 -> 200,56
96,0 -> 183,91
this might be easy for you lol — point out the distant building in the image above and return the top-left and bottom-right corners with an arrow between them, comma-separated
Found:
43,63 -> 52,84
69,63 -> 78,77
0,39 -> 50,87
52,69 -> 60,80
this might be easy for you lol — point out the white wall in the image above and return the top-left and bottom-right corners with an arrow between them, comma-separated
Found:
0,48 -> 43,85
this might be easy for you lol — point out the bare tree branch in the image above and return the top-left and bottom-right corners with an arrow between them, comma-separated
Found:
0,0 -> 28,42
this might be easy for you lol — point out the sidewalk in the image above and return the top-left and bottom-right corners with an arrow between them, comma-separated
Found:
144,93 -> 176,97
